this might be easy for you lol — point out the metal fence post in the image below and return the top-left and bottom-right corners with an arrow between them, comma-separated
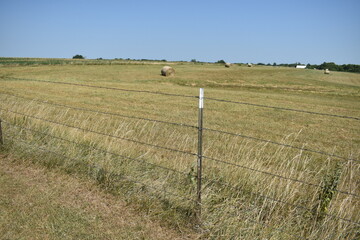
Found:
0,119 -> 3,145
197,88 -> 204,219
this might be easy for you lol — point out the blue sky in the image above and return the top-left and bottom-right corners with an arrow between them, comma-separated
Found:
1,0 -> 359,64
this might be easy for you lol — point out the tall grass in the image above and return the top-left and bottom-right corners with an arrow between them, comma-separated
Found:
0,63 -> 359,239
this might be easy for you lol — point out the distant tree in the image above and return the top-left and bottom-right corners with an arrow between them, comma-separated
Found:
73,54 -> 84,59
273,62 -> 277,66
319,62 -> 338,71
191,59 -> 197,63
216,60 -> 226,64
342,64 -> 360,73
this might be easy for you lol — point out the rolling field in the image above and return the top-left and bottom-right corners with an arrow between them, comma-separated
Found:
0,59 -> 359,239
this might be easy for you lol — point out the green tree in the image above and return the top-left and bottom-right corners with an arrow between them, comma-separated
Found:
319,62 -> 338,71
72,54 -> 84,59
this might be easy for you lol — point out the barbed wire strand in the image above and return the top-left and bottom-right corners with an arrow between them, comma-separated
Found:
3,130 -> 359,237
4,133 -> 197,204
1,108 -> 358,198
5,119 -> 358,225
2,91 -> 357,164
4,77 -> 358,121
2,119 -> 189,176
7,134 -> 358,239
0,92 -> 197,129
1,91 -> 356,164
3,77 -> 198,99
4,134 -> 305,239
202,155 -> 359,198
202,176 -> 359,225
203,127 -> 360,163
0,107 -> 198,157
205,97 -> 360,121
3,133 -> 303,239
2,77 -> 359,235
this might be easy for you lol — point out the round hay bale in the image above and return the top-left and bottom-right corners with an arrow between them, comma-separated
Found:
225,63 -> 231,68
324,69 -> 330,74
161,66 -> 175,76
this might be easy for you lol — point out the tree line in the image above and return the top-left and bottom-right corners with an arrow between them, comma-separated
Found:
305,62 -> 360,73
269,62 -> 360,73
218,60 -> 359,73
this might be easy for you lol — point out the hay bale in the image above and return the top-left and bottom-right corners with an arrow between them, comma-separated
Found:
324,69 -> 330,74
161,66 -> 175,76
247,63 -> 252,67
225,63 -> 231,68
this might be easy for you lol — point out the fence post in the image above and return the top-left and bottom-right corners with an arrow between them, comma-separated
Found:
0,119 -> 3,145
197,88 -> 204,219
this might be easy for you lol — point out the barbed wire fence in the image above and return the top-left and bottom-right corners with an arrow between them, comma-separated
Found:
0,78 -> 359,238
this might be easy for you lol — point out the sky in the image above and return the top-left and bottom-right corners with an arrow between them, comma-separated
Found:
0,0 -> 359,64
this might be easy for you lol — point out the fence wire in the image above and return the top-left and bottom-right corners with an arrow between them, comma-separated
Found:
0,92 -> 197,129
3,77 -> 198,99
3,133 -> 197,204
202,155 -> 360,198
1,79 -> 359,238
5,77 -> 359,121
1,92 -> 357,163
2,120 -> 360,225
0,107 -> 197,157
202,176 -> 360,225
205,97 -> 360,121
2,131 -> 306,240
203,127 -> 360,163
1,107 -> 358,198
2,120 -> 189,176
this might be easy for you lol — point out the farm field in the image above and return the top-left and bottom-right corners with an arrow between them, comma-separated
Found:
0,58 -> 359,239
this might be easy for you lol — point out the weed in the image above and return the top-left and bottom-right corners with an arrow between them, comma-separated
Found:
315,161 -> 343,221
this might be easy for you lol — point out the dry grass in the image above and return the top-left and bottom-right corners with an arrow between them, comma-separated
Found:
0,155 -> 198,240
0,60 -> 359,239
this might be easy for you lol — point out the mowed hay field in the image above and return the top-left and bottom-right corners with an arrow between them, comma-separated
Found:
0,60 -> 359,239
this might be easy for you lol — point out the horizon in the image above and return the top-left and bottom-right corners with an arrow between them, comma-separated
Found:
1,0 -> 359,65
1,56 -> 359,66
